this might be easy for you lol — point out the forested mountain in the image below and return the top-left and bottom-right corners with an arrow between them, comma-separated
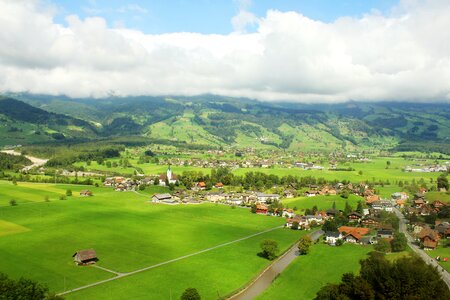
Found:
1,93 -> 449,153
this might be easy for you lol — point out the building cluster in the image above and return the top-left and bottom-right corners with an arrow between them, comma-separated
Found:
404,163 -> 449,172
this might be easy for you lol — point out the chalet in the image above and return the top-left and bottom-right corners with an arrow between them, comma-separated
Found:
365,195 -> 380,205
395,199 -> 406,208
305,215 -> 324,225
305,190 -> 319,197
343,232 -> 362,244
256,204 -> 268,214
413,199 -> 426,208
435,222 -> 450,238
325,231 -> 342,245
418,227 -> 440,250
283,190 -> 295,199
159,166 -> 178,186
377,229 -> 394,239
196,182 -> 207,190
256,193 -> 279,203
432,201 -> 447,209
73,249 -> 98,265
214,182 -> 224,189
347,212 -> 362,222
79,190 -> 93,196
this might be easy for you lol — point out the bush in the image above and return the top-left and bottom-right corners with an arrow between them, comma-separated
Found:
59,195 -> 67,200
298,235 -> 312,255
180,287 -> 201,300
260,239 -> 279,260
9,199 -> 17,206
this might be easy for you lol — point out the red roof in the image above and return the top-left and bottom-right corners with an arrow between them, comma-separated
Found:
198,182 -> 206,187
338,226 -> 370,236
215,182 -> 224,187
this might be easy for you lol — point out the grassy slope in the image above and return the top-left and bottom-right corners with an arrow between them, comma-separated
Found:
0,181 -> 300,297
257,244 -> 373,300
283,194 -> 363,211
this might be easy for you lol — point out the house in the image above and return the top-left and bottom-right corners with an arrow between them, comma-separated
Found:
395,199 -> 406,208
391,192 -> 409,201
343,232 -> 362,243
159,166 -> 178,186
79,190 -> 93,196
283,190 -> 295,198
361,216 -> 380,227
282,209 -> 295,218
255,193 -> 279,203
214,182 -> 224,189
326,208 -> 339,217
338,226 -> 370,236
256,204 -> 268,214
371,200 -> 393,212
432,201 -> 447,209
305,190 -> 319,197
347,212 -> 362,222
413,199 -> 426,208
435,222 -> 450,238
325,231 -> 342,245
377,229 -> 394,239
72,249 -> 98,265
227,198 -> 243,206
365,195 -> 380,205
418,227 -> 440,250
196,182 -> 207,190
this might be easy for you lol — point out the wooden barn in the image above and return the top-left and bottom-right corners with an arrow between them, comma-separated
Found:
72,249 -> 98,265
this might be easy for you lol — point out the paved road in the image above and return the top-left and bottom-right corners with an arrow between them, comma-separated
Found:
57,226 -> 284,296
230,230 -> 324,300
394,208 -> 450,288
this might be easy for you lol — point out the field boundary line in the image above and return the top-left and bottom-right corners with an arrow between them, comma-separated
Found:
57,225 -> 283,296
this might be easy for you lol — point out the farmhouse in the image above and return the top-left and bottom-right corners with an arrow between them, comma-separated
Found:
347,212 -> 362,222
256,204 -> 268,214
72,249 -> 98,265
377,229 -> 394,239
214,182 -> 224,189
418,227 -> 440,250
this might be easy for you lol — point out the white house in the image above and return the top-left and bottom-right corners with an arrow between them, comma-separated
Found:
325,232 -> 342,245
255,193 -> 279,203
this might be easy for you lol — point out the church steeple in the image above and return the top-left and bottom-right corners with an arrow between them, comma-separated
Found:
167,165 -> 172,181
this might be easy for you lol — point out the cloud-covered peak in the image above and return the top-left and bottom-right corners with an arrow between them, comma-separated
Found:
0,0 -> 450,103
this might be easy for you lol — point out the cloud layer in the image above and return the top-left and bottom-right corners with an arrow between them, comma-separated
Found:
1,0 -> 450,102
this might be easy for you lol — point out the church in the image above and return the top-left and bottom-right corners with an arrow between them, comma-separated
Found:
159,166 -> 178,186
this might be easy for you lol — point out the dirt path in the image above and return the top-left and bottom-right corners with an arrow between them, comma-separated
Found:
229,230 -> 324,300
57,225 -> 284,296
394,208 -> 450,288
1,150 -> 48,172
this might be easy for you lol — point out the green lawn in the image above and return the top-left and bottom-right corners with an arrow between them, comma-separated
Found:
0,181 -> 300,298
257,244 -> 373,300
427,246 -> 450,272
282,194 -> 363,212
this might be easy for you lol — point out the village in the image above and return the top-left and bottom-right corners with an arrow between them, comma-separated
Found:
101,166 -> 450,256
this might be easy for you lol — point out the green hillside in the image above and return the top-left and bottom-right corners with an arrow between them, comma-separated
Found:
1,94 -> 449,153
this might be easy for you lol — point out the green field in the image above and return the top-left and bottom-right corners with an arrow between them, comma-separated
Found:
257,244 -> 374,300
282,194 -> 363,212
0,181 -> 300,299
427,246 -> 450,273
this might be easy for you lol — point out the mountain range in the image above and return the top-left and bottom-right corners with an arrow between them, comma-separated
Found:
1,94 -> 449,153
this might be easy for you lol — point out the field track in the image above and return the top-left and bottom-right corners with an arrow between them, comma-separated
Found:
57,225 -> 283,296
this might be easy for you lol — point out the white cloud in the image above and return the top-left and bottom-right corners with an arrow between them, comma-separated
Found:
0,0 -> 450,102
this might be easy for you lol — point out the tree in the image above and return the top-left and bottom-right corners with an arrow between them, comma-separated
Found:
0,272 -> 53,300
250,204 -> 257,214
298,235 -> 312,255
356,201 -> 364,214
340,190 -> 349,199
374,238 -> 391,253
260,239 -> 279,260
180,287 -> 201,300
66,189 -> 72,196
344,201 -> 352,215
332,201 -> 336,209
59,194 -> 66,200
9,199 -> 17,206
291,221 -> 299,230
154,178 -> 160,186
315,253 -> 450,300
437,173 -> 449,190
358,170 -> 363,176
391,232 -> 407,252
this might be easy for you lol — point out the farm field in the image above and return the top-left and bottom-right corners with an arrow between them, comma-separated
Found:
0,181 -> 300,298
256,243 -> 374,300
427,246 -> 450,273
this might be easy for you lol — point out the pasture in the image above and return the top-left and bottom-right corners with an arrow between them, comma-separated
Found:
257,243 -> 374,300
282,194 -> 364,212
0,181 -> 300,298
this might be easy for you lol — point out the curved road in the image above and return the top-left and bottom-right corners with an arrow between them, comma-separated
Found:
394,208 -> 450,288
229,230 -> 324,300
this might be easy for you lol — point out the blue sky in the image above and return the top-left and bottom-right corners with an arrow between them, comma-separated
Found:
52,0 -> 399,34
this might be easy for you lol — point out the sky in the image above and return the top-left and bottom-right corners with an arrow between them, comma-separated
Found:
1,0 -> 450,102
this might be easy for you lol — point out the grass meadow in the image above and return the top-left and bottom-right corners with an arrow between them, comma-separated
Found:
282,194 -> 364,212
257,243 -> 374,300
0,181 -> 301,299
